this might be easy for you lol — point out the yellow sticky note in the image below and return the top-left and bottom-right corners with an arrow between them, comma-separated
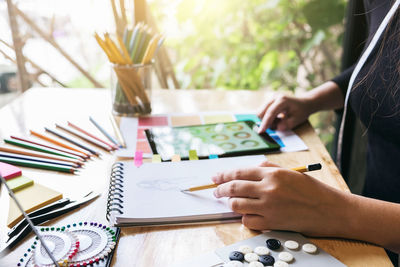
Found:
189,150 -> 198,160
152,154 -> 162,163
6,175 -> 34,193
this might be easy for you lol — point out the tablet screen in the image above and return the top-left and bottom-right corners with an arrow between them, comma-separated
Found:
145,121 -> 280,160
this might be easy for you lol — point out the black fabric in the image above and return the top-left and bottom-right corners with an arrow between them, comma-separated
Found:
332,0 -> 399,265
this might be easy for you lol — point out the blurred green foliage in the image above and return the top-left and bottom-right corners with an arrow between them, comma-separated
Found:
150,0 -> 346,91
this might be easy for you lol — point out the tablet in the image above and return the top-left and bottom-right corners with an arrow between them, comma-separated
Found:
145,120 -> 280,161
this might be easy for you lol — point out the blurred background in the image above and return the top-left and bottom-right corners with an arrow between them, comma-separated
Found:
0,0 -> 346,152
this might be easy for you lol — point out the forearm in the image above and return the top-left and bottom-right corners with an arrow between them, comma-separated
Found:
339,193 -> 400,253
301,81 -> 344,113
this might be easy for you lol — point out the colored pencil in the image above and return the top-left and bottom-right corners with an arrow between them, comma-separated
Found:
181,163 -> 323,192
89,116 -> 120,147
0,152 -> 80,168
0,156 -> 78,174
4,139 -> 80,160
29,130 -> 90,158
0,146 -> 84,166
55,123 -> 113,152
109,114 -> 126,148
11,135 -> 88,160
45,127 -> 100,156
67,121 -> 118,150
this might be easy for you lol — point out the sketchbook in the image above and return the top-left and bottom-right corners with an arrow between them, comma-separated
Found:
107,155 -> 266,226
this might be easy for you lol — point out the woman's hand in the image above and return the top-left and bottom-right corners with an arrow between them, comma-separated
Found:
212,161 -> 351,236
257,94 -> 314,133
257,81 -> 344,133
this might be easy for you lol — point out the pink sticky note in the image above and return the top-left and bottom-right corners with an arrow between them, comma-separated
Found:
0,162 -> 22,180
134,151 -> 143,167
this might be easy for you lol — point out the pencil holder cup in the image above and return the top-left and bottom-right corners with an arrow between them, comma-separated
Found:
111,63 -> 153,116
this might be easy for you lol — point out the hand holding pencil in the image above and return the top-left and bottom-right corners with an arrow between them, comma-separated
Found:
207,160 -> 350,233
181,163 -> 321,192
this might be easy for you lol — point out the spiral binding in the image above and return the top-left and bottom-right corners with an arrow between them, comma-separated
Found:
106,162 -> 125,221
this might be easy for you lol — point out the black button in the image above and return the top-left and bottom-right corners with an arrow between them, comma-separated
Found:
229,251 -> 244,261
259,255 -> 275,266
266,238 -> 281,250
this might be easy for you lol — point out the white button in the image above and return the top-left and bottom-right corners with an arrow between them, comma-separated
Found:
224,260 -> 244,267
244,252 -> 259,262
274,261 -> 289,267
278,251 -> 293,262
302,243 -> 317,254
284,240 -> 299,250
238,245 -> 253,254
248,262 -> 264,267
254,246 -> 270,256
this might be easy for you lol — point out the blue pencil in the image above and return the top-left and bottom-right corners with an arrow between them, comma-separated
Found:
89,116 -> 121,147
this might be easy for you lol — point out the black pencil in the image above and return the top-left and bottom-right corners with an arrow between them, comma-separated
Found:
45,127 -> 100,156
0,156 -> 79,174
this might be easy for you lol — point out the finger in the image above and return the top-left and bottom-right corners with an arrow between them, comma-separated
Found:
212,167 -> 264,184
228,197 -> 262,214
242,214 -> 268,230
257,98 -> 275,120
258,98 -> 288,133
213,180 -> 260,198
258,161 -> 281,168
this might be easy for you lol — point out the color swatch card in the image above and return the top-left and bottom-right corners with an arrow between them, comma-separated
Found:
7,183 -> 63,227
115,112 -> 307,158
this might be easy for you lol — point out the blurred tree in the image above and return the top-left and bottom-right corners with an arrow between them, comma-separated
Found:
149,0 -> 346,91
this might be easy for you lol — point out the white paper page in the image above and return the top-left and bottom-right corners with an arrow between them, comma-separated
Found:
266,129 -> 308,153
117,155 -> 266,222
115,117 -> 138,158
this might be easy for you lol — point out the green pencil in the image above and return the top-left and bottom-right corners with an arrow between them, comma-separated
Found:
0,156 -> 78,174
4,139 -> 79,160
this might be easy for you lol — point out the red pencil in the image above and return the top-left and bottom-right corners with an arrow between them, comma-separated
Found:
68,121 -> 119,150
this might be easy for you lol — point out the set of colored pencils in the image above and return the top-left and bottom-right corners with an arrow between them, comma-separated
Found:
0,116 -> 125,174
94,23 -> 164,115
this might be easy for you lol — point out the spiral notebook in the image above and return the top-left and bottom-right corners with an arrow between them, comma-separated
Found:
106,155 -> 266,226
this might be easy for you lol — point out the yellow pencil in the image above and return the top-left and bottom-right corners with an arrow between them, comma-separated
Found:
104,33 -> 126,64
94,33 -> 114,62
181,163 -> 322,192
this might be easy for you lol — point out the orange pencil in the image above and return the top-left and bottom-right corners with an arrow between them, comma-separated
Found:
11,135 -> 88,160
30,130 -> 91,158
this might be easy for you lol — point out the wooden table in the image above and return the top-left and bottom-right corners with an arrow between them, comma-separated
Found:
0,88 -> 392,266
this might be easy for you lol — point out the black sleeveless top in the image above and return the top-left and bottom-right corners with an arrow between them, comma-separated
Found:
332,0 -> 400,264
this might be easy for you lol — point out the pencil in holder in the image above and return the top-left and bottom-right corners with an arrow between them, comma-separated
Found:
111,63 -> 152,116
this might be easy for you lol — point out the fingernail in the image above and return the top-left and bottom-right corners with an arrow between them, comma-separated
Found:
213,189 -> 219,198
